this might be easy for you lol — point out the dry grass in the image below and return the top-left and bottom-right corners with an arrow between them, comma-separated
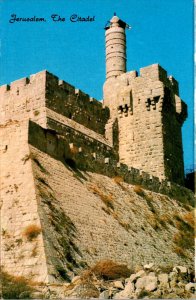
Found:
88,184 -> 114,210
70,145 -> 79,155
145,194 -> 156,213
173,245 -> 187,257
182,211 -> 195,228
21,154 -> 31,164
111,211 -> 130,231
83,260 -> 131,280
23,224 -> 41,241
133,185 -> 145,197
172,213 -> 194,256
159,214 -> 174,227
113,176 -> 124,184
31,245 -> 38,257
147,214 -> 159,230
0,271 -> 35,299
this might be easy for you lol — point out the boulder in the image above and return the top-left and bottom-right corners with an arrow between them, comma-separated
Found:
29,291 -> 45,299
113,281 -> 135,299
99,290 -> 110,299
128,270 -> 145,283
135,275 -> 158,292
64,282 -> 99,299
173,266 -> 187,274
113,280 -> 124,289
143,263 -> 154,270
169,271 -> 178,281
158,273 -> 169,284
19,291 -> 32,299
185,283 -> 196,292
158,273 -> 169,289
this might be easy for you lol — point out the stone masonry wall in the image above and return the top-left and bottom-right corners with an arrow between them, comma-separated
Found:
103,64 -> 187,184
45,72 -> 109,135
28,120 -> 194,205
0,71 -> 47,128
29,145 -> 194,279
0,120 -> 49,282
162,87 -> 186,185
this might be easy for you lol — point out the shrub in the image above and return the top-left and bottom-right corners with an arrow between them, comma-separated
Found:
23,224 -> 41,241
138,289 -> 150,298
89,260 -> 131,280
34,110 -> 40,116
33,157 -> 48,173
1,271 -> 35,299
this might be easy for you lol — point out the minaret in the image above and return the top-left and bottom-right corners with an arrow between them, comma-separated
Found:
105,14 -> 130,80
103,15 -> 130,114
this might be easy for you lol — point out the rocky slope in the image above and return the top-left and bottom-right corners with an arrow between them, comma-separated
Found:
9,263 -> 194,299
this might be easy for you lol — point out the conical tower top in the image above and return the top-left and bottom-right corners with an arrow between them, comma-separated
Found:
105,14 -> 131,30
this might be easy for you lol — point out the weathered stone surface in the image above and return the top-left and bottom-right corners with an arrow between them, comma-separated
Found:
99,290 -> 110,299
185,282 -> 196,292
144,263 -> 154,270
173,266 -> 187,274
158,273 -> 169,284
113,281 -> 124,289
135,275 -> 158,292
71,276 -> 81,284
113,281 -> 135,299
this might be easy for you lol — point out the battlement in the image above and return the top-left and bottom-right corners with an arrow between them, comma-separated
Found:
139,64 -> 179,95
0,70 -> 109,135
45,71 -> 109,135
0,70 -> 47,95
29,120 -> 194,204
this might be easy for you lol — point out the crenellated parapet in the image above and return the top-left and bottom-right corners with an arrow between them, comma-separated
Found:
0,70 -> 109,135
45,71 -> 109,135
29,120 -> 194,204
0,71 -> 47,127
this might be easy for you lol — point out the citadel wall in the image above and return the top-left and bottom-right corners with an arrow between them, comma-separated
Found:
29,120 -> 194,204
0,69 -> 193,283
0,71 -> 112,282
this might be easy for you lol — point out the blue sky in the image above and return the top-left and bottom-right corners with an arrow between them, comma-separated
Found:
0,0 -> 194,171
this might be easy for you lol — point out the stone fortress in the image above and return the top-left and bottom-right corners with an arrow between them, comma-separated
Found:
0,15 -> 193,283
